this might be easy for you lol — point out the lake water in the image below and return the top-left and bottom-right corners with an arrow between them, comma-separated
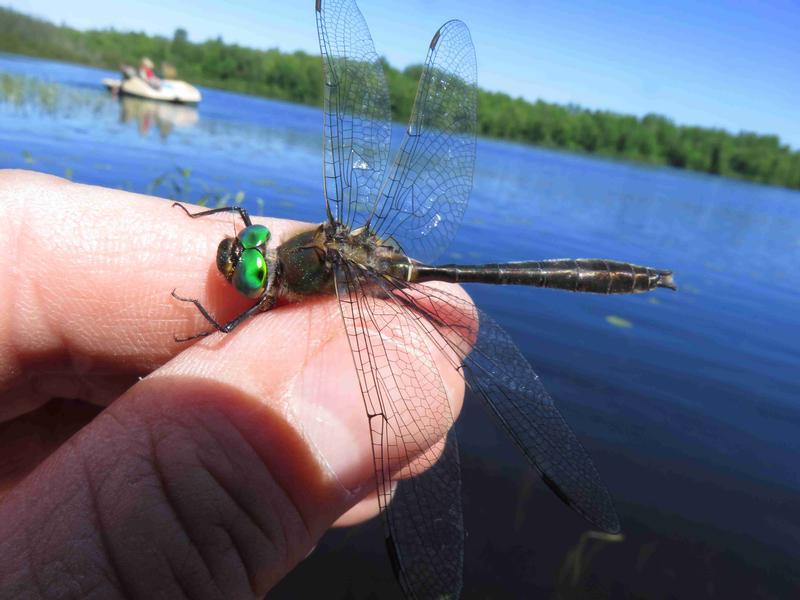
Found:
2,53 -> 799,598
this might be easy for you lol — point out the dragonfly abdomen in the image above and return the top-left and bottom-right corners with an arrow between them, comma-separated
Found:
413,259 -> 675,294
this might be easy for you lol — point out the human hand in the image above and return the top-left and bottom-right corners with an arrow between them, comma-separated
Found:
0,170 -> 466,598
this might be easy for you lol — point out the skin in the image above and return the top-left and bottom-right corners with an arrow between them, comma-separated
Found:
0,170 -> 470,599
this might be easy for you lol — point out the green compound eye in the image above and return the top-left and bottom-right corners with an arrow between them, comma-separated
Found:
232,248 -> 267,298
237,224 -> 270,250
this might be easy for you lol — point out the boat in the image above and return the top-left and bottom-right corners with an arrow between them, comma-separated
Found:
102,75 -> 202,105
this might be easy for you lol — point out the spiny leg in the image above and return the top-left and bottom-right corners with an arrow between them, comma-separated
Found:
171,289 -> 276,342
172,203 -> 253,228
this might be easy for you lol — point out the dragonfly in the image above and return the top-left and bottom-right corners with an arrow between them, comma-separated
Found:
172,0 -> 676,597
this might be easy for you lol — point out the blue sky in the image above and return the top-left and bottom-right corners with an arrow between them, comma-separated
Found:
8,0 -> 800,148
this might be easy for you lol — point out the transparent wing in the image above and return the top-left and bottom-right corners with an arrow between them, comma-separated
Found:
333,261 -> 464,599
384,280 -> 621,534
388,430 -> 462,599
369,20 -> 477,264
316,0 -> 392,228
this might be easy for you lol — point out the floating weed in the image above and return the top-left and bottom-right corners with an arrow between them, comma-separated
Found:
512,470 -> 537,533
681,282 -> 700,294
635,540 -> 659,572
147,167 -> 195,201
64,167 -> 73,180
142,167 -> 253,209
283,185 -> 307,196
146,173 -> 166,195
0,73 -> 109,118
558,530 -> 625,589
255,197 -> 266,212
22,150 -> 34,164
648,296 -> 661,305
252,178 -> 276,187
606,315 -> 633,329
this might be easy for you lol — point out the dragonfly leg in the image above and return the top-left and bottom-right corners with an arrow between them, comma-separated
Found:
172,203 -> 252,228
171,289 -> 276,342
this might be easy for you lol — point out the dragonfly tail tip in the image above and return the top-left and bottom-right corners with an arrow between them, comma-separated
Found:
656,270 -> 677,291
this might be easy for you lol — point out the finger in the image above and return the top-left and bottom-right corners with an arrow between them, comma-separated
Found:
0,399 -> 102,499
0,289 -> 463,597
0,169 -> 474,516
0,170 -> 311,418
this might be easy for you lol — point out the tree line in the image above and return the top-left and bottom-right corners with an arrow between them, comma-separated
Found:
1,6 -> 798,190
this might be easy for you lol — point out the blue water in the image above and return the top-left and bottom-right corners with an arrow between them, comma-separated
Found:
2,53 -> 799,598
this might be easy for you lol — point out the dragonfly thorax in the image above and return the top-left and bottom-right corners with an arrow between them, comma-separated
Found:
276,225 -> 334,298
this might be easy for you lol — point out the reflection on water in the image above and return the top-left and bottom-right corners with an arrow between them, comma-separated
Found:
118,95 -> 198,139
2,53 -> 800,598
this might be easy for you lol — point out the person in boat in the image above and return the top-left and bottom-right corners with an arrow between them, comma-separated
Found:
138,57 -> 161,89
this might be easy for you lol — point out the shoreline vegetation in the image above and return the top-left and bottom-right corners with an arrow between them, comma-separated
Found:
1,6 -> 798,190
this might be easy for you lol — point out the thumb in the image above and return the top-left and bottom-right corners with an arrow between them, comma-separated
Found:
0,299 -> 382,599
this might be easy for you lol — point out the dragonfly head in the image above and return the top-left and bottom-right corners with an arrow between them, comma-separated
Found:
217,224 -> 271,299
